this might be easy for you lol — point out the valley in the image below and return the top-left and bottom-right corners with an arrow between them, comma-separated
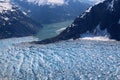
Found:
0,0 -> 119,80
37,20 -> 73,40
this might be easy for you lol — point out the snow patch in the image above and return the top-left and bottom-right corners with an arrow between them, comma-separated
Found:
80,36 -> 114,41
80,13 -> 86,18
0,1 -> 13,13
26,0 -> 65,6
4,17 -> 9,21
81,24 -> 110,39
56,27 -> 66,34
22,11 -> 27,15
107,0 -> 114,11
118,19 -> 120,24
93,24 -> 109,36
81,6 -> 92,18
94,0 -> 105,5
85,6 -> 92,12
47,0 -> 64,5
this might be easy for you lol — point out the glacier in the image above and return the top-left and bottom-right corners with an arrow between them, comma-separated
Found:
0,37 -> 120,80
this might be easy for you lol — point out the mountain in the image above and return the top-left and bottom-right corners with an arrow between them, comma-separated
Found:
0,1 -> 42,39
11,0 -> 90,24
33,0 -> 120,44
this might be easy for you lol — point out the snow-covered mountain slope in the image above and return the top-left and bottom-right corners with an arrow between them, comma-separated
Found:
0,1 -> 42,39
35,0 -> 120,44
12,0 -> 88,6
12,0 -> 101,5
0,1 -> 13,13
11,0 -> 90,24
0,37 -> 119,80
80,0 -> 104,4
22,0 -> 65,6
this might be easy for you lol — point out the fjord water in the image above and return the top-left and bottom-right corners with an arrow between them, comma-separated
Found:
0,37 -> 120,80
37,20 -> 73,40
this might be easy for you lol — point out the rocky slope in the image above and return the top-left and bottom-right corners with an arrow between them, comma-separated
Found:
34,0 -> 120,44
0,1 -> 42,39
11,0 -> 90,24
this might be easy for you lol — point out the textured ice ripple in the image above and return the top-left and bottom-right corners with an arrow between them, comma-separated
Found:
0,39 -> 120,80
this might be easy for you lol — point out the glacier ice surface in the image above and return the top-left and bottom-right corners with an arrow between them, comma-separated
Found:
0,37 -> 120,80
